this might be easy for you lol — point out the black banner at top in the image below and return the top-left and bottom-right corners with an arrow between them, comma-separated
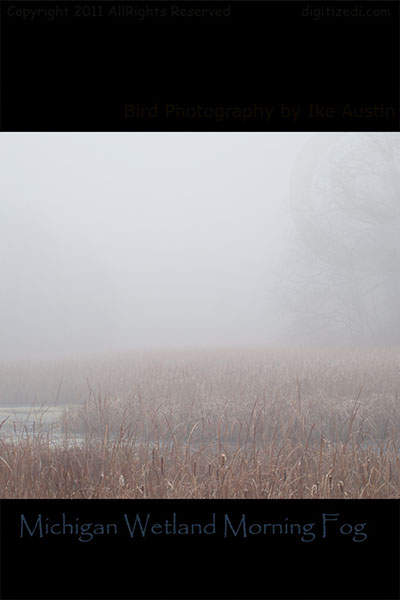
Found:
0,0 -> 399,131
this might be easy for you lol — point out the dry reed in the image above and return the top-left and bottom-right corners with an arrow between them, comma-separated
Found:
1,346 -> 399,498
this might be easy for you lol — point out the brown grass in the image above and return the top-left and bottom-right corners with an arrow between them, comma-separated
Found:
1,346 -> 400,498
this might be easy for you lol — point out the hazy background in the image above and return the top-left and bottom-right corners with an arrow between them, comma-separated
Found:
0,133 -> 399,363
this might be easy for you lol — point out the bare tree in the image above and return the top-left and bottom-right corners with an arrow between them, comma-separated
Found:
279,134 -> 400,344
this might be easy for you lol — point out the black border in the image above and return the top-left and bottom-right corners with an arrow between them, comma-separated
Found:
0,1 -> 399,599
0,0 -> 399,131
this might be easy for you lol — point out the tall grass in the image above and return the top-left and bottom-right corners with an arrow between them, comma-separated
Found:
0,346 -> 399,498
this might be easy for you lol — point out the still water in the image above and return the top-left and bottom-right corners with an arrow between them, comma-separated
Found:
0,404 -> 81,444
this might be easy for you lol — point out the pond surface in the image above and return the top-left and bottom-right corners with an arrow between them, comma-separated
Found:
0,404 -> 82,444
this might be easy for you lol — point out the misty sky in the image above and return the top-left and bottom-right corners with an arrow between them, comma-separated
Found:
0,133 -> 346,359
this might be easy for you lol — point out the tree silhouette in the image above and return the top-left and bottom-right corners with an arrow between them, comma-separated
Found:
281,134 -> 400,344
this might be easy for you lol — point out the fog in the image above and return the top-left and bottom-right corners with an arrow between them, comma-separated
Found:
0,133 -> 399,361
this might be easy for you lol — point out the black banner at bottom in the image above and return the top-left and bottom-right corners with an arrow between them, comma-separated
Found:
1,499 -> 399,599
